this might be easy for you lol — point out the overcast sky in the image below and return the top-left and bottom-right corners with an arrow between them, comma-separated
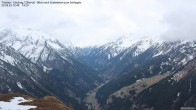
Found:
0,0 -> 196,47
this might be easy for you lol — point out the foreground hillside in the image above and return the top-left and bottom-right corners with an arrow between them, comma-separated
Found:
0,93 -> 73,110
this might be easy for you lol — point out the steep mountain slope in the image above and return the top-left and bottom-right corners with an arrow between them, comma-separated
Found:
76,36 -> 136,70
103,40 -> 195,78
0,27 -> 102,109
133,58 -> 196,110
0,27 -> 75,64
106,58 -> 196,110
0,43 -> 56,96
0,43 -> 86,108
102,37 -> 163,79
95,39 -> 196,110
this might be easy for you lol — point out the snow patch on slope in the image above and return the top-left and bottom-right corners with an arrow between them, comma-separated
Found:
133,37 -> 163,57
17,82 -> 23,89
0,97 -> 37,110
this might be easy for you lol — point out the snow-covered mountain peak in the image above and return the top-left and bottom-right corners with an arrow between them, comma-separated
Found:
97,35 -> 137,58
112,35 -> 137,48
0,27 -> 74,63
0,27 -> 57,44
122,36 -> 164,57
105,35 -> 163,51
137,36 -> 163,44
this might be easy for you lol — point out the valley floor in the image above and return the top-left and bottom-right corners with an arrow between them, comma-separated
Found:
85,81 -> 109,110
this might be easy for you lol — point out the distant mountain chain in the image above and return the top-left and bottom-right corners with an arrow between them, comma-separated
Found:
0,27 -> 195,110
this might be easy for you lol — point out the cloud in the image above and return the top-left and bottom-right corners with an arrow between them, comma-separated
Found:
160,0 -> 196,41
0,0 -> 195,47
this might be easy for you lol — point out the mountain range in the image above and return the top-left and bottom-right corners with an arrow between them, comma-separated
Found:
0,27 -> 195,110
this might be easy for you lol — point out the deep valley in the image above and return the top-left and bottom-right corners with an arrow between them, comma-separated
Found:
0,27 -> 195,110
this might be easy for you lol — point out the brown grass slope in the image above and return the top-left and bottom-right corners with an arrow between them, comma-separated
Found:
0,93 -> 73,110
